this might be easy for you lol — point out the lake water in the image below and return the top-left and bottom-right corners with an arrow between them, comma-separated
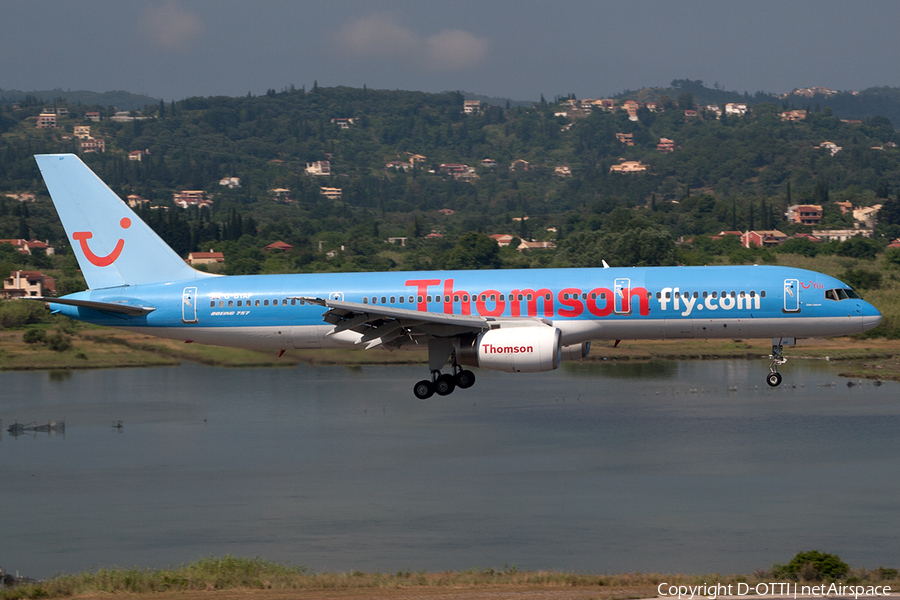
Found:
1,359 -> 898,578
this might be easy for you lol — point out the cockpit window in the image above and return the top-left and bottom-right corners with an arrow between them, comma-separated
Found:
825,288 -> 860,301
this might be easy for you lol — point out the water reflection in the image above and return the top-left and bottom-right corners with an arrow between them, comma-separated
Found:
563,358 -> 678,379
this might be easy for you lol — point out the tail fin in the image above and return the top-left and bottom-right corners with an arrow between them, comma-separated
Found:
36,154 -> 212,289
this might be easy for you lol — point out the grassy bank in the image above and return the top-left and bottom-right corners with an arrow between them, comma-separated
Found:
2,556 -> 897,600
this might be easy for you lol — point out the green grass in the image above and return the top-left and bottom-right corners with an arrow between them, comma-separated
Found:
2,556 -> 897,599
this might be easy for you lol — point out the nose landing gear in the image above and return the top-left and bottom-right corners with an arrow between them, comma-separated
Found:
767,342 -> 787,387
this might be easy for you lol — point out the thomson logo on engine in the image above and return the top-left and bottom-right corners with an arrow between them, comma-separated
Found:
482,343 -> 534,354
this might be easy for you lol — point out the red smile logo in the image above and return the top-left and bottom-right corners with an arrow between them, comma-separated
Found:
73,217 -> 131,267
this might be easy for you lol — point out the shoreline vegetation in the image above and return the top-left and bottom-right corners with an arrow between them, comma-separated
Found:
1,557 -> 897,600
0,556 -> 898,600
1,324 -> 899,381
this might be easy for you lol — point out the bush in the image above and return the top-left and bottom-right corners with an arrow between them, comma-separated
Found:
0,300 -> 49,329
45,330 -> 72,352
841,268 -> 883,290
773,550 -> 850,581
884,247 -> 900,268
22,328 -> 46,344
836,237 -> 880,260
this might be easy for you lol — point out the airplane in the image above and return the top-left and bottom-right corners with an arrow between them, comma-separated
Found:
31,154 -> 882,398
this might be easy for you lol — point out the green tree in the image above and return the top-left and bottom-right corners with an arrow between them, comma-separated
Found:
772,550 -> 850,581
438,232 -> 501,270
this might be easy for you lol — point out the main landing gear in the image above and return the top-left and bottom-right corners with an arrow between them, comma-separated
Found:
413,365 -> 476,399
767,343 -> 787,387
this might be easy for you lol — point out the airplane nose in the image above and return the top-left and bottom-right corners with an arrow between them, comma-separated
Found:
861,302 -> 882,332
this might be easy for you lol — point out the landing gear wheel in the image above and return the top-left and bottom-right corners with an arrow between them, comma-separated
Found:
455,369 -> 476,389
413,380 -> 434,399
767,372 -> 783,387
435,373 -> 456,396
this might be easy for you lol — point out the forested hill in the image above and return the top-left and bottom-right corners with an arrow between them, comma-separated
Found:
1,84 -> 900,279
620,79 -> 900,131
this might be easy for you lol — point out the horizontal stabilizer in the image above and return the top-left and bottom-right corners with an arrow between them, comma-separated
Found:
28,297 -> 155,316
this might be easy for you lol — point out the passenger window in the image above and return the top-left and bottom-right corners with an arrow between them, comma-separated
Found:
283,299 -> 288,306
750,291 -> 755,298
761,291 -> 766,298
399,296 -> 404,303
255,300 -> 260,307
209,301 -> 215,308
693,291 -> 698,299
490,294 -> 496,301
363,297 -> 368,304
712,291 -> 718,299
390,296 -> 395,303
219,301 -> 224,307
372,297 -> 377,304
702,291 -> 708,298
417,296 -> 423,303
291,299 -> 297,305
426,295 -> 432,303
463,295 -> 469,302
454,295 -> 459,302
237,300 -> 242,307
665,292 -> 670,299
445,295 -> 450,302
563,293 -> 568,300
263,300 -> 269,306
228,301 -> 233,307
527,294 -> 533,301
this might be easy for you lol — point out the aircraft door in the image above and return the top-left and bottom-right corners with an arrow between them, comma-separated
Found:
182,287 -> 198,323
614,278 -> 630,314
783,279 -> 800,313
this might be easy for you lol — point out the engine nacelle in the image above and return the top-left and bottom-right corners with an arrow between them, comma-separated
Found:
561,341 -> 590,361
456,327 -> 561,373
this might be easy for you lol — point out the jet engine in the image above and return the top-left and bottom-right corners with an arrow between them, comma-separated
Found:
456,327 -> 561,373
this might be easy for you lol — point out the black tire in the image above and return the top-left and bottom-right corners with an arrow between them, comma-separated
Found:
766,372 -> 783,387
456,369 -> 476,389
413,380 -> 434,399
435,373 -> 456,396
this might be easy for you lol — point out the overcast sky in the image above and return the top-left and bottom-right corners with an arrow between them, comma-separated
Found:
3,0 -> 899,102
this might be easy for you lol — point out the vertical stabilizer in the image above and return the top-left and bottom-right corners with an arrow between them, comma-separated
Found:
36,154 -> 212,289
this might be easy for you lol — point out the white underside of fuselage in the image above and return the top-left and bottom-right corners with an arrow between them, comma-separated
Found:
114,315 -> 868,353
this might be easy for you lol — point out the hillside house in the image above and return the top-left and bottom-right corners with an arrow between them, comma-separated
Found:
609,161 -> 647,173
554,166 -> 572,177
509,159 -> 530,172
320,187 -> 342,200
463,100 -> 482,115
36,113 -> 57,128
480,158 -> 497,168
684,109 -> 699,119
742,230 -> 787,248
126,194 -> 149,208
219,177 -> 241,188
786,204 -> 823,225
187,251 -> 224,266
263,241 -> 292,252
80,138 -> 105,153
725,103 -> 748,116
386,161 -> 411,171
781,109 -> 807,122
657,138 -> 675,153
615,133 -> 634,146
853,205 -> 882,229
819,141 -> 842,156
0,239 -> 55,256
128,150 -> 143,161
85,112 -> 100,122
3,270 -> 55,298
305,161 -> 331,176
812,229 -> 873,242
73,126 -> 91,139
330,118 -> 355,129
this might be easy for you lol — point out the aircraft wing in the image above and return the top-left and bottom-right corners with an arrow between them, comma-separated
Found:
297,296 -> 493,349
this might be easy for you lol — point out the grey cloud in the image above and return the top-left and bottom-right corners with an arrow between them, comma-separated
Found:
139,1 -> 204,52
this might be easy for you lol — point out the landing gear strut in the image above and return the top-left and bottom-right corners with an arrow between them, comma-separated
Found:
767,343 -> 787,387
